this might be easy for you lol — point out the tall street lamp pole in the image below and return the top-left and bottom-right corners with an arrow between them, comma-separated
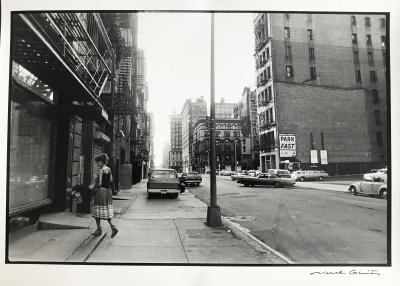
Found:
207,12 -> 222,226
234,139 -> 237,173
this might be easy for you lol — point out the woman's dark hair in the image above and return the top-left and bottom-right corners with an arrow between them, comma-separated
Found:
95,153 -> 109,164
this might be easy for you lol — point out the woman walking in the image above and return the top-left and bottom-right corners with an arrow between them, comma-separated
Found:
89,154 -> 118,238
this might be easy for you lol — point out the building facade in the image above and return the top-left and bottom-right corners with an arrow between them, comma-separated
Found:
253,13 -> 388,174
233,87 -> 260,169
131,49 -> 150,182
162,141 -> 170,169
181,97 -> 207,172
192,118 -> 251,173
215,98 -> 236,119
8,13 -> 150,220
169,113 -> 183,172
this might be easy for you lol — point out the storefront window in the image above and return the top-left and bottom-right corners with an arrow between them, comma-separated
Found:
9,82 -> 54,212
12,62 -> 54,101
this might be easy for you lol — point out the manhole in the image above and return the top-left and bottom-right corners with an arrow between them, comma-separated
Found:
229,215 -> 256,222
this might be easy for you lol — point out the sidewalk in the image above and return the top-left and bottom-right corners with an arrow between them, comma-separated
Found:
8,180 -> 289,264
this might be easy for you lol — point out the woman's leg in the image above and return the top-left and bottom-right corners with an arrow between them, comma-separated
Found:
92,218 -> 102,236
107,218 -> 118,237
95,218 -> 101,229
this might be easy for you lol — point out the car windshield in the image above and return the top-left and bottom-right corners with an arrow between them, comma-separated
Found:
151,170 -> 177,179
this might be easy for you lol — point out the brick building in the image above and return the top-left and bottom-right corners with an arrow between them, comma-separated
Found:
254,13 -> 388,174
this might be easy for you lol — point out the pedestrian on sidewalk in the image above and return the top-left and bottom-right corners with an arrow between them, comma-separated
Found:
89,154 -> 119,238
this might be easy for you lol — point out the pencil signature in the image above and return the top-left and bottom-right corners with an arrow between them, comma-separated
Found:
310,269 -> 381,276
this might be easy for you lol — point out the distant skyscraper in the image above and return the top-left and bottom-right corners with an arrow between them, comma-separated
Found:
181,97 -> 207,172
169,113 -> 183,172
162,141 -> 170,169
215,98 -> 236,119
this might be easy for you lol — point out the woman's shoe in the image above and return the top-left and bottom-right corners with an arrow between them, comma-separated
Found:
111,227 -> 119,238
92,228 -> 102,237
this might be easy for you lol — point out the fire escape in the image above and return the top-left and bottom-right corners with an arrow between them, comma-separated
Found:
13,13 -> 115,118
99,13 -> 135,117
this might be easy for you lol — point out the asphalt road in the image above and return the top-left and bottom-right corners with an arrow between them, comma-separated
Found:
188,175 -> 388,264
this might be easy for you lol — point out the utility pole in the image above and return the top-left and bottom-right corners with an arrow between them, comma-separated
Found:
207,12 -> 222,226
234,139 -> 237,173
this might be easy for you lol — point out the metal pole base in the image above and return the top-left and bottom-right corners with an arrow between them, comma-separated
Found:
206,205 -> 222,226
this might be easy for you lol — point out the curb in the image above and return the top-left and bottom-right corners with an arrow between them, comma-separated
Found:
222,216 -> 294,264
38,221 -> 89,230
66,232 -> 107,262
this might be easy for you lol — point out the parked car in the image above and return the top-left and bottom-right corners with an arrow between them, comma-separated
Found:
218,170 -> 235,176
348,173 -> 388,199
181,171 -> 202,186
231,171 -> 248,181
237,173 -> 296,187
247,170 -> 260,177
147,169 -> 183,198
266,169 -> 293,178
291,170 -> 330,181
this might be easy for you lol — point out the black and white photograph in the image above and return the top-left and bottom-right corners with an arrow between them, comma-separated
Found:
0,0 -> 399,285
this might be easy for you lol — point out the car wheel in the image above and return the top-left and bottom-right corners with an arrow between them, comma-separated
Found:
299,177 -> 305,182
349,186 -> 357,195
319,176 -> 323,181
379,189 -> 388,199
147,193 -> 154,199
244,183 -> 249,187
250,184 -> 254,187
170,193 -> 179,199
273,182 -> 282,188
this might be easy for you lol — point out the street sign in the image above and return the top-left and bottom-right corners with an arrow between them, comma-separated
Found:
279,134 -> 296,157
310,150 -> 318,163
320,150 -> 328,165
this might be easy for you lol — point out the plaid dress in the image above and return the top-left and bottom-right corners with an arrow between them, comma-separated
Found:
92,171 -> 114,219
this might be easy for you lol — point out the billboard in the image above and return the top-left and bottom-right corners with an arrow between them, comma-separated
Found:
279,134 -> 296,157
310,150 -> 318,163
320,150 -> 328,165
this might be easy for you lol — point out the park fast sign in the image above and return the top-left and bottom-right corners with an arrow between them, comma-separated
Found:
279,134 -> 296,157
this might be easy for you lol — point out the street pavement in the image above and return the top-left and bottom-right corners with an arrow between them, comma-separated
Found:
8,180 -> 286,264
190,175 -> 387,264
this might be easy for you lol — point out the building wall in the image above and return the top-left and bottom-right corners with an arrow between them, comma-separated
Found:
254,13 -> 388,173
170,114 -> 182,170
215,102 -> 236,119
275,83 -> 374,163
181,98 -> 207,172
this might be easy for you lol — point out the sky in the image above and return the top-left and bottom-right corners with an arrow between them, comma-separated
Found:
138,12 -> 256,166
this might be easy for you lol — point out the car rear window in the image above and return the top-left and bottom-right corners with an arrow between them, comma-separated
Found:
151,170 -> 177,179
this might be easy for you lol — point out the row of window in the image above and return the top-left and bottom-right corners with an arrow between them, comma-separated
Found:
257,47 -> 271,68
351,15 -> 386,29
354,69 -> 378,83
257,66 -> 272,86
351,33 -> 386,48
284,13 -> 313,25
260,131 -> 276,148
259,108 -> 275,126
353,50 -> 375,65
258,86 -> 273,106
284,27 -> 313,41
285,65 -> 315,79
